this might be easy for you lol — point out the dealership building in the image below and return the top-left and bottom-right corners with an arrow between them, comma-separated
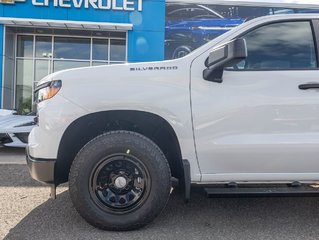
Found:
0,0 -> 319,114
0,0 -> 165,113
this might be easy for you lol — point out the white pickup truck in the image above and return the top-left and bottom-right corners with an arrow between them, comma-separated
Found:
27,14 -> 319,230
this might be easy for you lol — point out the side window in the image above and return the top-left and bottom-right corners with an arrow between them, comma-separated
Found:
233,21 -> 317,70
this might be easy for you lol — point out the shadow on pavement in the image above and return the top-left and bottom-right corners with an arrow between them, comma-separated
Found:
0,146 -> 26,164
0,147 -> 25,154
4,186 -> 319,240
0,164 -> 43,187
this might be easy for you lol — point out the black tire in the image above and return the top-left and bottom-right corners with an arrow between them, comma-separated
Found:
69,131 -> 171,231
172,45 -> 192,59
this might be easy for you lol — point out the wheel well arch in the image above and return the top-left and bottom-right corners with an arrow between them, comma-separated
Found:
55,110 -> 184,185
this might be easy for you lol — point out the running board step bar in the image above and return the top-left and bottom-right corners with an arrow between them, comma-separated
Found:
205,185 -> 319,197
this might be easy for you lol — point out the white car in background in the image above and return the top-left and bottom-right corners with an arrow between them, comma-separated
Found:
0,109 -> 35,148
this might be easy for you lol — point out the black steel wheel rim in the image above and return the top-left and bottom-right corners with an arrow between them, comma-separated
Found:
89,154 -> 151,213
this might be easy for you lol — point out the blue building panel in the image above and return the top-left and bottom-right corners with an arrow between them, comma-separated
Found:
0,0 -> 165,63
66,8 -> 130,23
128,30 -> 164,62
2,4 -> 69,20
129,0 -> 165,31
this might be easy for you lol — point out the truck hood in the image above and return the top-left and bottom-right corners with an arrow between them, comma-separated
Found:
37,61 -> 181,86
37,60 -> 186,111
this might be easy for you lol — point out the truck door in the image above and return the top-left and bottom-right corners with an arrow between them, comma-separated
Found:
191,20 -> 319,181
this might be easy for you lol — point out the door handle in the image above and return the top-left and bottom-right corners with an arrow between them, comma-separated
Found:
299,83 -> 319,90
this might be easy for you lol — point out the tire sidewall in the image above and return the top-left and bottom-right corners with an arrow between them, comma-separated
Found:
69,131 -> 171,230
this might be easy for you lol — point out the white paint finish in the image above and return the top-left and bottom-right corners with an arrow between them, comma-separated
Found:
31,60 -> 201,180
28,94 -> 88,159
190,14 -> 319,181
191,70 -> 319,174
200,173 -> 319,183
0,114 -> 34,133
29,14 -> 319,183
57,62 -> 201,180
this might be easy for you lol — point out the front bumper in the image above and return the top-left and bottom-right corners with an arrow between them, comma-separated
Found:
26,146 -> 56,184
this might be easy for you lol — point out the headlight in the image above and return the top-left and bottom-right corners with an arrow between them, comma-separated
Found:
35,80 -> 62,103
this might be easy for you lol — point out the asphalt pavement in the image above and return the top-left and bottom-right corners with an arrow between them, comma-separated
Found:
1,147 -> 319,240
0,147 -> 25,164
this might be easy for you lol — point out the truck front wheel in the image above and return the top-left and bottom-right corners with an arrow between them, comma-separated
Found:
69,131 -> 171,230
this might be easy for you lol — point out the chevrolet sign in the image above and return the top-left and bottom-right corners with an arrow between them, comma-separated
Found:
32,0 -> 143,11
0,0 -> 143,11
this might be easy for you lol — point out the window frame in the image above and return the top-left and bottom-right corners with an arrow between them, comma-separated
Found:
53,36 -> 92,61
225,19 -> 319,72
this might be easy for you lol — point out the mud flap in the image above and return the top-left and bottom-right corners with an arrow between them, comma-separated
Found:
182,159 -> 191,203
50,184 -> 56,199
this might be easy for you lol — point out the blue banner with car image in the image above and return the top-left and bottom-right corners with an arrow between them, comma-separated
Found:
165,2 -> 319,59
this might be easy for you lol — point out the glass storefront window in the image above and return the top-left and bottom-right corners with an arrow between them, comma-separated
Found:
36,36 -> 52,58
53,60 -> 90,72
15,33 -> 127,114
16,59 -> 33,114
92,39 -> 108,61
92,61 -> 108,66
54,37 -> 91,60
35,60 -> 50,82
17,35 -> 33,58
110,39 -> 126,61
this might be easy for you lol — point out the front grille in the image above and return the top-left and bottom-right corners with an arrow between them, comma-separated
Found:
34,116 -> 38,125
15,133 -> 29,144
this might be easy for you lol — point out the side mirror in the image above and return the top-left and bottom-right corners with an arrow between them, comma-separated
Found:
203,38 -> 247,83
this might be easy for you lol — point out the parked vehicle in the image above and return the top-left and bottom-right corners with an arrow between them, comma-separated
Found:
0,109 -> 35,148
27,14 -> 319,230
165,3 -> 245,59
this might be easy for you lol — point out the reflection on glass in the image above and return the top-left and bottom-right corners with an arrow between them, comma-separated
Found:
92,61 -> 108,66
54,37 -> 90,60
34,82 -> 39,90
110,39 -> 126,61
238,21 -> 317,69
53,61 -> 90,72
36,36 -> 52,58
14,33 -> 127,114
92,39 -> 108,61
35,60 -> 50,82
16,59 -> 33,114
17,35 -> 33,58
